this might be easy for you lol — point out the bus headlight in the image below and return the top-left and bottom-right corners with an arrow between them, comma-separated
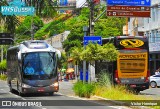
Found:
50,82 -> 59,87
22,83 -> 31,88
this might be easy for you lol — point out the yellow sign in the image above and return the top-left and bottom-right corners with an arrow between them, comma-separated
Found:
119,54 -> 146,59
117,52 -> 148,78
120,39 -> 144,48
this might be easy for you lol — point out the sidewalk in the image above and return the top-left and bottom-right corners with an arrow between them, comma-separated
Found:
58,80 -> 76,96
58,80 -> 152,109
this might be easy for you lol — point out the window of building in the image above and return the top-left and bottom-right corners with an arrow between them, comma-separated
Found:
155,8 -> 158,22
152,8 -> 155,22
156,30 -> 160,42
149,32 -> 154,43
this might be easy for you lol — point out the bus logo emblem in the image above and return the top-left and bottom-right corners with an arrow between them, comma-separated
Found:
120,39 -> 144,48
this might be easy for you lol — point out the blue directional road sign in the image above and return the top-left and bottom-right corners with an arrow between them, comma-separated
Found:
83,36 -> 102,46
107,0 -> 151,6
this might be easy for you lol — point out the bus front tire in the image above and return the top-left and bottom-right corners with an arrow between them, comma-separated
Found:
9,84 -> 13,93
48,92 -> 54,96
19,92 -> 24,97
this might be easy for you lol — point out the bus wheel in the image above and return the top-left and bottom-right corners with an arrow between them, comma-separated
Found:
19,92 -> 24,97
135,89 -> 140,94
48,92 -> 54,96
9,84 -> 13,93
150,81 -> 157,88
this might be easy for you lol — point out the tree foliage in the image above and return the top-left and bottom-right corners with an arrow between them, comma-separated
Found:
57,52 -> 68,69
63,6 -> 126,53
0,60 -> 6,71
16,16 -> 44,41
24,0 -> 57,18
70,43 -> 118,63
34,14 -> 71,39
70,47 -> 83,65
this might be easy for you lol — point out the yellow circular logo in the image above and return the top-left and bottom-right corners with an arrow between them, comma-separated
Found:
120,39 -> 144,48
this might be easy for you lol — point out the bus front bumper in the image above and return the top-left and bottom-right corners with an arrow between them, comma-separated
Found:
21,83 -> 59,94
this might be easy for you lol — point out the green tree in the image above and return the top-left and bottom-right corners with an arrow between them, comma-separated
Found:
16,16 -> 44,41
63,8 -> 89,52
63,6 -> 125,54
70,43 -> 118,65
57,52 -> 67,69
24,0 -> 57,18
70,47 -> 83,65
0,59 -> 6,71
34,14 -> 70,39
81,43 -> 118,62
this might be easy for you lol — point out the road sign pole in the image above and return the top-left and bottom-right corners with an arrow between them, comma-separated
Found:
1,45 -> 3,61
88,0 -> 95,83
83,26 -> 88,83
126,17 -> 128,36
89,1 -> 94,36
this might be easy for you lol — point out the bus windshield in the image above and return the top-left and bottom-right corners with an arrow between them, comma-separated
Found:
22,52 -> 56,80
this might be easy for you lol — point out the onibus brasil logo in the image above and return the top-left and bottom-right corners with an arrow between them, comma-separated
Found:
1,0 -> 35,16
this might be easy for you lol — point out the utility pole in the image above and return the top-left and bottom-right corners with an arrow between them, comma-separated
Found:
0,19 -> 4,62
31,17 -> 34,40
31,0 -> 34,40
83,26 -> 88,83
126,18 -> 128,36
88,0 -> 95,83
89,0 -> 95,36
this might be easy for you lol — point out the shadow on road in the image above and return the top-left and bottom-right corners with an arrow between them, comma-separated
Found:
11,89 -> 62,97
139,92 -> 156,95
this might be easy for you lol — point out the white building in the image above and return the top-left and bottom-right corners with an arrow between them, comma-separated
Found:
128,0 -> 160,75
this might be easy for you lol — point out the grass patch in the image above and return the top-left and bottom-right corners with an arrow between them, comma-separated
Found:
73,81 -> 95,98
0,74 -> 7,81
95,85 -> 151,100
94,71 -> 160,109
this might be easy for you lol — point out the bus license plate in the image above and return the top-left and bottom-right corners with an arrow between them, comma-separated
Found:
121,80 -> 129,83
38,87 -> 44,92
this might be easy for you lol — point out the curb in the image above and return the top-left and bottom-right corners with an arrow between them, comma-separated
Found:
60,92 -> 153,109
91,96 -> 153,109
59,81 -> 153,109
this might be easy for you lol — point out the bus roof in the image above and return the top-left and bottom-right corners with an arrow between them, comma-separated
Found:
116,36 -> 147,39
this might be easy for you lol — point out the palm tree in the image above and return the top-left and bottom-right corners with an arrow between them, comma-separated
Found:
0,0 -> 57,33
24,0 -> 57,18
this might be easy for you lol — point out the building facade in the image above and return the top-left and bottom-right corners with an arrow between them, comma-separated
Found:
46,31 -> 70,52
128,0 -> 160,75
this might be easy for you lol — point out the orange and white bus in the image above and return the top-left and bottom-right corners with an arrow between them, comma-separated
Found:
102,36 -> 150,93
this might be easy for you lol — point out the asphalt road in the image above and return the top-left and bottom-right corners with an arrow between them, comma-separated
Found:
139,88 -> 160,100
0,80 -> 129,109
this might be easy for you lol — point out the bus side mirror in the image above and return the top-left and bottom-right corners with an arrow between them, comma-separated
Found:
55,49 -> 61,59
18,51 -> 21,61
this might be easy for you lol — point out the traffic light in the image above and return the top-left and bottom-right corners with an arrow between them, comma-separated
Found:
0,33 -> 14,45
